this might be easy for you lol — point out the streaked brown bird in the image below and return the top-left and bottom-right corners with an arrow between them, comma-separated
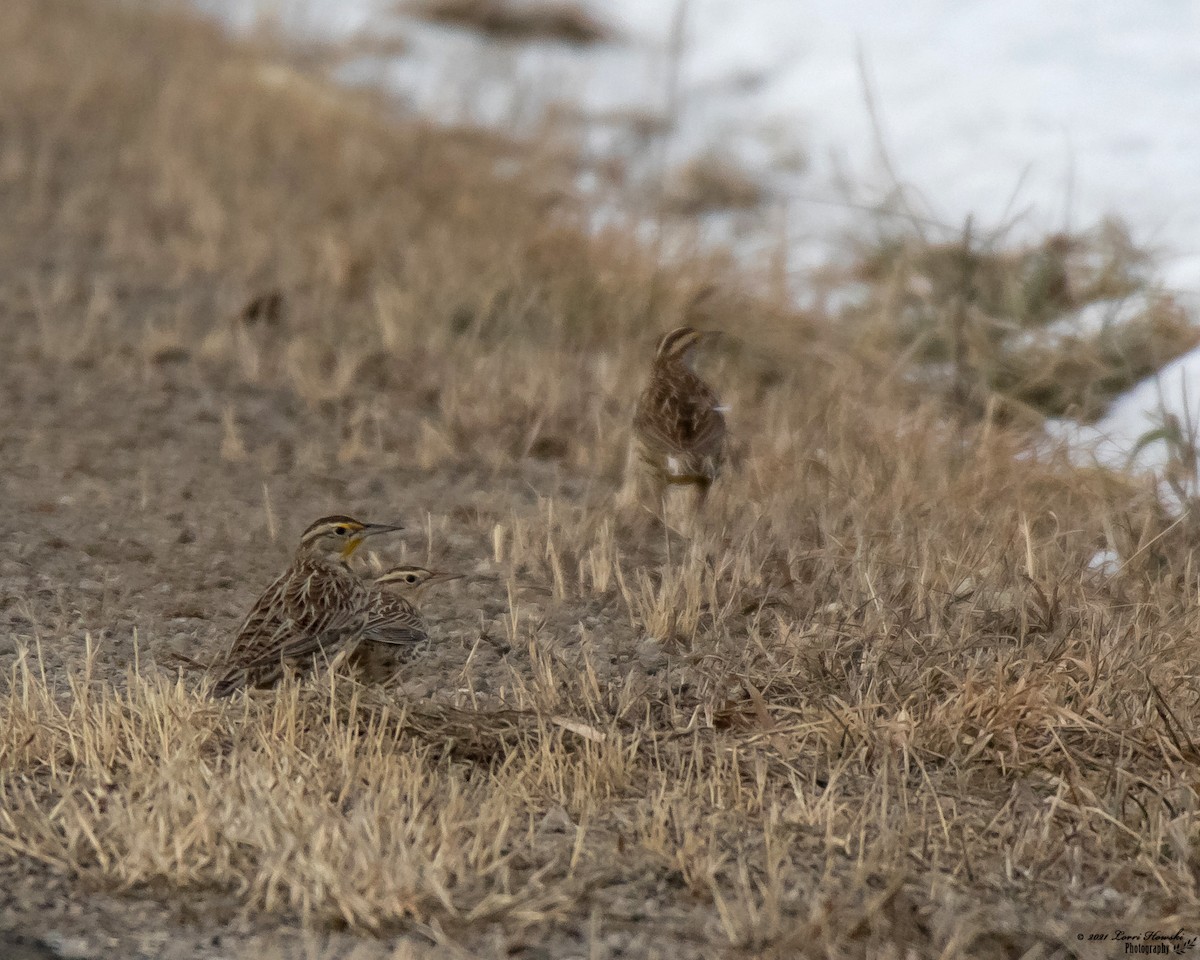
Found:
211,515 -> 403,697
350,565 -> 463,683
630,325 -> 727,514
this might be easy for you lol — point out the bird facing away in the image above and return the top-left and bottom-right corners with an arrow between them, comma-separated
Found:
211,515 -> 403,697
630,326 -> 727,513
349,566 -> 463,683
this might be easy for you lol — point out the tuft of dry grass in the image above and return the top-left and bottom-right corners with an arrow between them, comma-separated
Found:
404,0 -> 614,46
661,153 -> 766,216
843,220 -> 1200,422
1,1 -> 1199,958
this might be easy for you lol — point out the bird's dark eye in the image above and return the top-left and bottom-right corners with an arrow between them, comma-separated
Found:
407,575 -> 417,583
334,526 -> 348,536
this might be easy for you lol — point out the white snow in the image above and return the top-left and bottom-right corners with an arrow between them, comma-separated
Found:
1048,347 -> 1200,478
1087,548 -> 1122,576
1058,293 -> 1163,340
199,0 -> 1200,480
201,1 -> 1200,281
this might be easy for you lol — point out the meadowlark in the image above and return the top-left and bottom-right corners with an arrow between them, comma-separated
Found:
349,565 -> 463,683
629,325 -> 727,515
211,514 -> 403,697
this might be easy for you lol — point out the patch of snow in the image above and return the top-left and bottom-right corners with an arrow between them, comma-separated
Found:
193,0 -> 383,37
1048,344 -> 1200,479
1087,549 -> 1121,577
200,0 -> 1200,294
1056,292 -> 1162,339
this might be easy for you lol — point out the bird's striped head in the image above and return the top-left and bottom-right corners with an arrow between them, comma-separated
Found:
374,565 -> 462,591
298,515 -> 403,560
653,326 -> 709,367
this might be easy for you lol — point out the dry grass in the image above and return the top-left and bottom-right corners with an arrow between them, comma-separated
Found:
404,0 -> 614,46
659,153 -> 766,217
1,1 -> 1200,958
843,220 -> 1199,422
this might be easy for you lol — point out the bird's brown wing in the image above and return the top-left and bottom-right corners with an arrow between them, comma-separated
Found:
214,562 -> 367,695
223,568 -> 290,660
362,595 -> 429,646
268,564 -> 368,661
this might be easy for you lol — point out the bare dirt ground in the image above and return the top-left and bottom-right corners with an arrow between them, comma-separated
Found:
3,3 -> 1200,959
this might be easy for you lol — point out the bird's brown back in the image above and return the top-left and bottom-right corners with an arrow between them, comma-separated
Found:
362,590 -> 428,646
633,358 -> 727,481
212,555 -> 370,696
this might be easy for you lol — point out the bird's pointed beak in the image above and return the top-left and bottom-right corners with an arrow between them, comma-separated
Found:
360,522 -> 404,538
341,522 -> 403,559
426,571 -> 464,586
